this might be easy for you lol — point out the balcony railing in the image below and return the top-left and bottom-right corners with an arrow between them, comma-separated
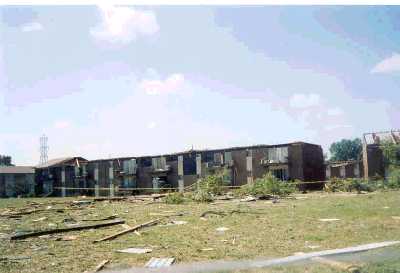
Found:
260,158 -> 288,165
152,165 -> 171,174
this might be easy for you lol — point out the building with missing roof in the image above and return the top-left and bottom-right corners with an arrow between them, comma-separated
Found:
34,141 -> 325,197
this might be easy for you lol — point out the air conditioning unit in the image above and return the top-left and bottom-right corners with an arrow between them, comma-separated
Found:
260,159 -> 280,165
260,159 -> 268,165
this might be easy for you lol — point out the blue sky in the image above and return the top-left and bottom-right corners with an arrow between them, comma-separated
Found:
0,5 -> 399,165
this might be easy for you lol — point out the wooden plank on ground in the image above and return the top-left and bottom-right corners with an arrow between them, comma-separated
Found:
93,219 -> 160,243
10,220 -> 125,240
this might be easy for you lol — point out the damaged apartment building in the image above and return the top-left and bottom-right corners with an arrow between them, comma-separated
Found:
0,155 -> 35,198
325,130 -> 400,180
0,166 -> 35,197
35,142 -> 325,197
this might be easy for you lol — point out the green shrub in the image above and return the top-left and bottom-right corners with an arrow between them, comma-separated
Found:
191,169 -> 231,203
197,175 -> 225,195
346,178 -> 375,193
192,189 -> 214,203
204,168 -> 231,194
325,178 -> 376,193
241,172 -> 295,198
324,177 -> 345,192
164,192 -> 185,204
386,168 -> 400,189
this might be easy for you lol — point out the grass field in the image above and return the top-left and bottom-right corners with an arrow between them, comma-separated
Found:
1,191 -> 400,273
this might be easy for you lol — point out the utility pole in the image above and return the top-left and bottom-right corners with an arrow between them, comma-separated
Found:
39,134 -> 49,165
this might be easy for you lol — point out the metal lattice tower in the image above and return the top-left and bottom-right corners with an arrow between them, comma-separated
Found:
39,134 -> 49,165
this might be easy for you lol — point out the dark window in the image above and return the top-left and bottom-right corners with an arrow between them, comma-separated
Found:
166,155 -> 178,162
183,156 -> 196,175
140,157 -> 152,167
202,151 -> 214,163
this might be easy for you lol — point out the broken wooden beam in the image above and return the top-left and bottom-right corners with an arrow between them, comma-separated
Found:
83,260 -> 109,273
200,210 -> 227,218
0,208 -> 81,218
93,197 -> 127,202
10,219 -> 125,240
0,256 -> 31,262
93,219 -> 159,243
93,260 -> 109,272
82,214 -> 118,221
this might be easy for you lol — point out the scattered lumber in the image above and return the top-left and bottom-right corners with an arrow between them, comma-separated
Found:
200,211 -> 227,217
93,260 -> 109,272
0,208 -> 81,218
116,248 -> 152,254
93,197 -> 127,202
149,212 -> 185,217
129,194 -> 168,201
150,193 -> 168,199
240,196 -> 257,202
10,219 -> 125,240
200,209 -> 269,218
229,209 -> 270,215
83,260 -> 109,273
82,214 -> 118,221
93,219 -> 160,243
71,200 -> 92,206
0,256 -> 31,262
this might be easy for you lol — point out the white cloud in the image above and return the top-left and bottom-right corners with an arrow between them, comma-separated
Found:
90,5 -> 159,45
21,22 -> 43,32
289,93 -> 321,108
324,124 -> 352,131
140,73 -> 185,95
53,120 -> 71,129
147,121 -> 157,129
371,53 -> 400,74
327,107 -> 343,116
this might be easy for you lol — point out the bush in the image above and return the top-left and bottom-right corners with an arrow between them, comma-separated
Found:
191,169 -> 231,202
164,192 -> 185,204
324,178 -> 376,193
192,189 -> 214,203
386,168 -> 400,189
346,178 -> 375,193
324,177 -> 346,192
198,169 -> 231,195
241,172 -> 295,198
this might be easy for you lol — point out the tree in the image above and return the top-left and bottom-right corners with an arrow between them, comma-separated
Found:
0,155 -> 12,166
329,138 -> 362,162
381,141 -> 400,168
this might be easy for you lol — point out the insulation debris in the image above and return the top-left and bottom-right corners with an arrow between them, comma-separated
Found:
145,257 -> 175,268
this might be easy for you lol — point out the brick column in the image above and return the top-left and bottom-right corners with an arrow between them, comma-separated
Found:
61,166 -> 66,197
326,165 -> 331,180
94,163 -> 99,197
196,154 -> 202,178
246,150 -> 253,184
109,161 -> 114,197
178,155 -> 184,192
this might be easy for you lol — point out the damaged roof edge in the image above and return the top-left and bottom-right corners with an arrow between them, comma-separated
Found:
35,157 -> 88,169
88,141 -> 321,163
